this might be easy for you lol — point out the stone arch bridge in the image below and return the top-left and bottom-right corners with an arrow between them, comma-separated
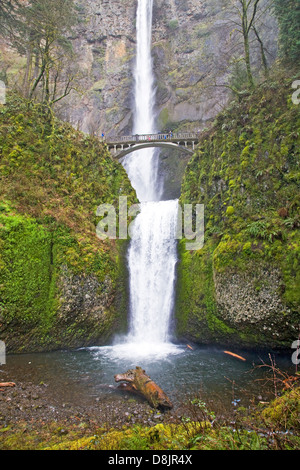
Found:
106,133 -> 199,159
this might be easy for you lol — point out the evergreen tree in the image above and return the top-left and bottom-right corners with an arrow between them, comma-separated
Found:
274,0 -> 300,65
0,0 -> 18,23
0,0 -> 79,105
0,1 -> 26,54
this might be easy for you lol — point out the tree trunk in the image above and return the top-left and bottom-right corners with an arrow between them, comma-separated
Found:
242,17 -> 254,89
253,26 -> 269,79
114,367 -> 173,410
23,45 -> 33,98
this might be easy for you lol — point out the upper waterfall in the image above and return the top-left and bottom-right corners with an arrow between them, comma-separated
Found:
122,0 -> 161,203
133,0 -> 155,136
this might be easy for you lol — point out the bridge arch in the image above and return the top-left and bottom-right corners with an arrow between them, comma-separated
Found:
112,141 -> 194,160
106,133 -> 199,160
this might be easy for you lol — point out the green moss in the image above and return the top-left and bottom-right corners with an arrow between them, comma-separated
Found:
177,73 -> 300,348
225,206 -> 235,216
1,387 -> 299,450
261,388 -> 300,430
157,107 -> 170,130
0,212 -> 57,332
175,240 -> 236,344
167,19 -> 179,30
0,94 -> 137,352
213,238 -> 244,272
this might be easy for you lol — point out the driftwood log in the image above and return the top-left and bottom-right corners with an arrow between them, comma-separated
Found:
114,366 -> 173,411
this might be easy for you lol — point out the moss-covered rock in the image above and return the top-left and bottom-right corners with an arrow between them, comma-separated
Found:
176,73 -> 300,349
0,95 -> 136,353
260,388 -> 300,431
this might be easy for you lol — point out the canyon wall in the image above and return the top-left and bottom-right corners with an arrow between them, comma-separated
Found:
59,0 -> 278,137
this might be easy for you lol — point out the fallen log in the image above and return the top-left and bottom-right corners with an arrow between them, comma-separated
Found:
0,382 -> 16,388
224,351 -> 246,361
114,366 -> 173,411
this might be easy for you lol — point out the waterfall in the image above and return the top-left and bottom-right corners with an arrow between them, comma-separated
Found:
127,199 -> 179,345
122,0 -> 161,203
117,0 -> 181,358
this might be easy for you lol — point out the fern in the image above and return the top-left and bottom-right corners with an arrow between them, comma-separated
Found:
247,220 -> 268,239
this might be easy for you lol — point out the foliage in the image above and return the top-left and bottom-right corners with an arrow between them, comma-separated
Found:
0,0 -> 79,106
228,59 -> 250,94
168,20 -> 179,31
0,94 -> 136,352
261,388 -> 300,431
177,72 -> 300,348
274,0 -> 300,65
0,1 -> 22,31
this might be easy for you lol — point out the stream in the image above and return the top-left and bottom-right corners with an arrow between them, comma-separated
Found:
2,345 -> 295,413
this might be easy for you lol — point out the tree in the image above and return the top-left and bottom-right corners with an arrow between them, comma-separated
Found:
226,0 -> 276,91
25,0 -> 78,105
252,23 -> 269,78
231,0 -> 263,89
274,0 -> 300,65
204,0 -> 274,99
0,0 -> 79,107
0,1 -> 20,25
0,1 -> 27,55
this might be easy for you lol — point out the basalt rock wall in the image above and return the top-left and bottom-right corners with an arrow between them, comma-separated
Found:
59,0 -> 278,138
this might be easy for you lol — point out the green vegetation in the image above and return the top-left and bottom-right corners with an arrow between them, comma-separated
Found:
0,95 -> 136,352
0,0 -> 79,105
0,371 -> 299,450
274,0 -> 300,65
176,73 -> 300,348
168,19 -> 179,31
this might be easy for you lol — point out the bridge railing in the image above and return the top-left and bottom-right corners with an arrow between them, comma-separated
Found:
108,133 -> 199,144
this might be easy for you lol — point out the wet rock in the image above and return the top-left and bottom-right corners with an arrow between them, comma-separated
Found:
58,0 -> 278,137
153,413 -> 162,421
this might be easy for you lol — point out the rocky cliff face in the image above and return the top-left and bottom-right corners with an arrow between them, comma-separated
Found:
59,0 -> 278,138
176,76 -> 300,349
57,0 -> 137,136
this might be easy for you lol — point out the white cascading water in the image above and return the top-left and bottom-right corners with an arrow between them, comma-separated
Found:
126,199 -> 179,346
122,0 -> 160,203
114,0 -> 182,359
